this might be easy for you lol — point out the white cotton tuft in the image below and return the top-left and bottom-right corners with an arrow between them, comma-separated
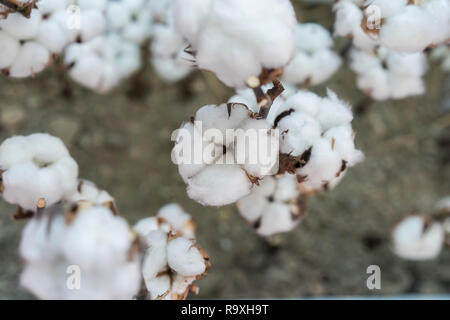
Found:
167,237 -> 206,276
173,0 -> 296,88
0,133 -> 78,211
393,216 -> 445,260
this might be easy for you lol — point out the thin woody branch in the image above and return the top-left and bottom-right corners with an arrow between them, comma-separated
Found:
0,0 -> 37,18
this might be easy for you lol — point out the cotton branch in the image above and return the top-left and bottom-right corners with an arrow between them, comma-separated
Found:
0,0 -> 37,18
250,79 -> 285,119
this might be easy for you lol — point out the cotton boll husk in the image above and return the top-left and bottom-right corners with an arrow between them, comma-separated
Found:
257,202 -> 300,237
186,153 -> 252,206
277,111 -> 321,157
9,42 -> 50,78
0,31 -> 20,69
61,206 -> 134,270
0,10 -> 42,40
393,216 -> 445,260
297,138 -> 342,191
167,237 -> 206,277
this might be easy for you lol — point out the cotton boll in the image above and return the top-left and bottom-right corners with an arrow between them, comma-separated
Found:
157,203 -> 195,238
142,230 -> 169,282
323,125 -> 364,166
364,0 -> 408,19
19,202 -> 141,300
69,179 -> 114,206
0,31 -> 20,69
237,174 -> 303,236
0,10 -> 42,40
9,42 -> 50,78
350,46 -> 427,100
145,274 -> 171,300
167,237 -> 206,276
0,133 -> 79,211
174,0 -> 296,88
80,10 -> 106,42
393,216 -> 445,260
61,206 -> 134,270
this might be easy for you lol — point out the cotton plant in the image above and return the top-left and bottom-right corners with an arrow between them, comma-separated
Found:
134,203 -> 210,300
0,133 -> 78,213
173,0 -> 297,88
349,46 -> 427,100
237,174 -> 307,237
333,0 -> 450,53
282,22 -> 342,88
392,197 -> 450,261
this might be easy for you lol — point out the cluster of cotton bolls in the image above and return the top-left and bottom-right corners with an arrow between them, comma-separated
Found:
237,174 -> 306,237
172,101 -> 279,206
0,0 -> 92,78
333,0 -> 449,101
20,201 -> 142,299
0,133 -> 210,300
149,0 -> 193,83
333,0 -> 450,53
282,23 -> 342,88
231,86 -> 364,193
349,46 -> 427,100
134,203 -> 210,300
173,0 -> 297,88
392,197 -> 450,261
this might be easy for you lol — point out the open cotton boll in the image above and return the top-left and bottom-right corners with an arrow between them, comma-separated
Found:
393,216 -> 445,260
237,174 -> 304,236
333,0 -> 378,51
134,203 -> 196,239
140,228 -> 209,300
282,23 -> 342,87
350,47 -> 427,100
173,0 -> 296,88
150,23 -> 193,82
20,202 -> 141,299
167,237 -> 206,276
0,133 -> 78,211
271,88 -> 362,192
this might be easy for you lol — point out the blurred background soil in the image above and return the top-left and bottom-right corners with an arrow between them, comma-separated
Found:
0,1 -> 449,299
